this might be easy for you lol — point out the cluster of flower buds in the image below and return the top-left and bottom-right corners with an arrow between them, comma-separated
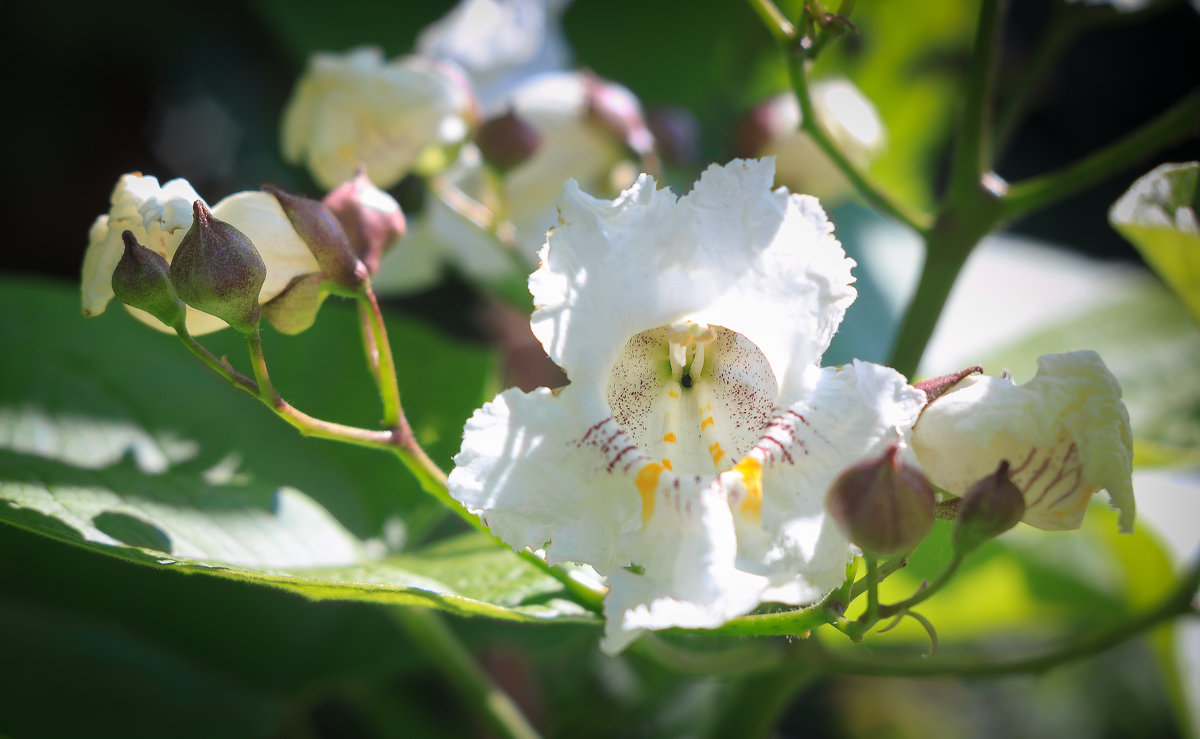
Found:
83,171 -> 406,336
826,444 -> 1027,558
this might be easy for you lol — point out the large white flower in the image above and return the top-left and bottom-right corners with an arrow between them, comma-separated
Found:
911,352 -> 1135,532
448,159 -> 927,652
83,173 -> 321,335
280,47 -> 476,190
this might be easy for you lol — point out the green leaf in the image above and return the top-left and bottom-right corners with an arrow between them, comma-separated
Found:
0,278 -> 596,625
1110,161 -> 1200,325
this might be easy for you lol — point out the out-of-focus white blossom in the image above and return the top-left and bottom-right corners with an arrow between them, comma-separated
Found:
375,71 -> 650,291
281,47 -> 476,190
736,79 -> 885,202
416,0 -> 573,112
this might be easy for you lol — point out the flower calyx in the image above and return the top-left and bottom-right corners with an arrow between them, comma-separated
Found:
826,443 -> 936,557
952,460 -> 1026,555
111,231 -> 187,332
169,201 -> 266,334
263,183 -> 367,295
914,365 -> 983,406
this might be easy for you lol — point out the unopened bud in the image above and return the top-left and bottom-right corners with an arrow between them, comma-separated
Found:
952,460 -> 1026,555
322,168 -> 407,275
111,231 -> 186,331
263,183 -> 366,294
826,444 -> 936,556
169,201 -> 266,334
262,272 -> 327,335
733,97 -> 790,159
476,110 -> 542,173
584,73 -> 656,159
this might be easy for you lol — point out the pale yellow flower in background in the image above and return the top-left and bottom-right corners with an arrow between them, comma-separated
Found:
280,47 -> 476,190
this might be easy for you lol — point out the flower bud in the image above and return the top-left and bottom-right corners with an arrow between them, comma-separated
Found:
263,183 -> 367,294
952,461 -> 1026,555
826,444 -> 936,556
111,231 -> 186,331
169,200 -> 266,334
262,273 -> 327,335
322,168 -> 407,276
476,109 -> 543,173
584,72 -> 656,160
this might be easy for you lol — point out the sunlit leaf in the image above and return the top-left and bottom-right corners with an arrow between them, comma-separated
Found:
0,278 -> 595,625
1110,161 -> 1200,325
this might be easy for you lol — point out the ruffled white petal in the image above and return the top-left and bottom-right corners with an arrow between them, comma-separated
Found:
530,158 -> 856,393
911,351 -> 1135,532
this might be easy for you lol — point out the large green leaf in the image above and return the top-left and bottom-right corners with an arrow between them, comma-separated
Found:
0,277 -> 595,625
1110,161 -> 1200,325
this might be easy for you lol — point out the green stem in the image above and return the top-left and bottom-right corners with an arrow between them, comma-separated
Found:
181,327 -> 605,613
886,231 -> 976,379
392,608 -> 542,739
358,285 -> 402,427
784,42 -> 931,233
818,554 -> 1200,678
999,88 -> 1200,222
879,554 -> 962,617
945,0 -> 1005,199
747,0 -> 796,42
864,555 -> 881,624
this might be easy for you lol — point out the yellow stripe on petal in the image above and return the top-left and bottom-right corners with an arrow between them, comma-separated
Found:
635,462 -> 664,526
663,432 -> 677,443
733,456 -> 763,520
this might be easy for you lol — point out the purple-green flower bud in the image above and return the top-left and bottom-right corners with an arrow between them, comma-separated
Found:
111,231 -> 186,331
322,168 -> 407,275
169,200 -> 266,334
952,460 -> 1026,555
263,183 -> 366,294
476,109 -> 543,173
826,444 -> 936,556
914,366 -> 983,405
262,272 -> 327,335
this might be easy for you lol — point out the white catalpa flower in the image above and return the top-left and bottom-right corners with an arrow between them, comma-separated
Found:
448,159 -> 927,652
911,352 -> 1135,532
83,173 -> 320,335
416,0 -> 573,112
280,47 -> 476,190
737,78 -> 884,202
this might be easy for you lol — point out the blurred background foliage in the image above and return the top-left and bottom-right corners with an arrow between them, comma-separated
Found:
2,0 -> 1199,737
